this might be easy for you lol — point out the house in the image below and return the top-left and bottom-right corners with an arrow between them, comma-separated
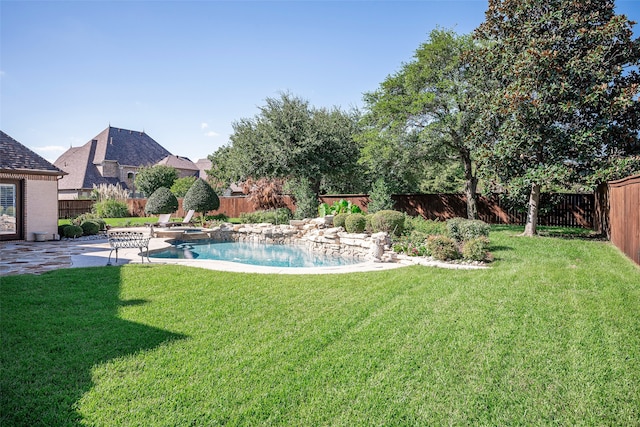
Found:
54,126 -> 171,199
0,130 -> 66,241
156,155 -> 200,178
195,158 -> 212,180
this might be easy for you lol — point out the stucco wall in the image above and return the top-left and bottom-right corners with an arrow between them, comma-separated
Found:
26,178 -> 59,241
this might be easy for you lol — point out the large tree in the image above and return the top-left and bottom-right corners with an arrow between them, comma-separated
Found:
209,92 -> 362,199
361,28 -> 479,218
134,165 -> 179,197
469,0 -> 640,236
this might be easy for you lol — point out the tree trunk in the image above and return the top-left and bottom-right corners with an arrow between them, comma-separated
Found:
593,182 -> 610,239
523,183 -> 541,236
461,149 -> 478,220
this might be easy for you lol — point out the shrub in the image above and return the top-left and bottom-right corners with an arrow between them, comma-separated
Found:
205,213 -> 229,222
145,187 -> 179,215
58,224 -> 71,236
80,220 -> 101,236
170,176 -> 197,198
285,178 -> 317,220
240,208 -> 291,224
365,214 -> 374,233
183,179 -> 220,222
333,213 -> 349,228
404,216 -> 448,236
367,178 -> 394,214
72,213 -> 105,230
345,213 -> 367,233
93,200 -> 129,218
426,235 -> 460,261
371,210 -> 405,236
63,225 -> 83,238
318,199 -> 362,217
462,236 -> 491,262
446,217 -> 490,242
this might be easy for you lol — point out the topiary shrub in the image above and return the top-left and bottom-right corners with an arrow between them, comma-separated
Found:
63,225 -> 83,238
462,236 -> 491,262
80,220 -> 100,236
93,199 -> 129,218
404,216 -> 448,236
345,213 -> 367,233
183,179 -> 220,225
145,187 -> 179,215
365,214 -> 374,233
333,213 -> 349,229
426,235 -> 460,261
371,210 -> 405,236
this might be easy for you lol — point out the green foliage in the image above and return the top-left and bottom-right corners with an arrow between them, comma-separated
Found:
392,231 -> 431,257
145,187 -> 179,215
63,224 -> 83,238
332,213 -> 349,229
367,178 -> 395,213
170,176 -> 197,198
344,213 -> 367,233
426,235 -> 460,261
134,165 -> 179,197
205,213 -> 229,222
318,199 -> 362,217
462,236 -> 491,262
80,220 -> 101,236
239,208 -> 292,225
5,206 -> 15,216
286,177 -> 318,220
469,0 -> 640,233
58,223 -> 71,236
92,200 -> 129,218
404,216 -> 448,237
446,217 -> 490,243
183,179 -> 220,221
370,210 -> 405,236
361,28 -> 479,215
211,92 -> 363,199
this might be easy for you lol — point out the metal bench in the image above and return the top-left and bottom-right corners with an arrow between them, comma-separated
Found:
107,231 -> 151,265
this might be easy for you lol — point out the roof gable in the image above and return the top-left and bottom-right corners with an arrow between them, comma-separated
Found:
0,130 -> 65,175
92,126 -> 171,166
157,155 -> 199,171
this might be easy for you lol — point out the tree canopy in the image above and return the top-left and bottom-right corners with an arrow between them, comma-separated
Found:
144,187 -> 179,215
134,165 -> 179,197
469,0 -> 640,235
361,28 -> 479,218
209,92 -> 362,199
183,179 -> 220,224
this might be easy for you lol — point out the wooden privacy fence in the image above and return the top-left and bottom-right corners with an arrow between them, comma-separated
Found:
321,193 -> 595,228
608,174 -> 640,265
60,193 -> 595,229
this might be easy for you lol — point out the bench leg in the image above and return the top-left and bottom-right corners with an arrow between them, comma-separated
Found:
139,246 -> 151,263
107,248 -> 118,266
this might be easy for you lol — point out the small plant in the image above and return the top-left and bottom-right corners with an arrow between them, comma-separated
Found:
333,213 -> 349,228
371,210 -> 405,236
345,213 -> 367,233
426,235 -> 460,261
462,236 -> 491,262
404,216 -> 447,236
63,225 -> 83,238
318,199 -> 363,217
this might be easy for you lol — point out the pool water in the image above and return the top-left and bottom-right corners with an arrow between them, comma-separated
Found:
149,240 -> 362,268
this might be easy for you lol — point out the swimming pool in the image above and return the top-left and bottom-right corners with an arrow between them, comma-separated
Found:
149,240 -> 362,268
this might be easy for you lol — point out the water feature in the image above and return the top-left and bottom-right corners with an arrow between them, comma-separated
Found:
149,240 -> 363,268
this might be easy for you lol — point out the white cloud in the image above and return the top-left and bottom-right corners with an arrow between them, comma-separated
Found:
205,131 -> 219,137
201,122 -> 209,129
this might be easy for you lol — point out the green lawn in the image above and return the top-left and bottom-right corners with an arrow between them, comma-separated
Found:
2,227 -> 639,426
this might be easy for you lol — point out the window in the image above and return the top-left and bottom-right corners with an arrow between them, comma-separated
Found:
0,180 -> 22,240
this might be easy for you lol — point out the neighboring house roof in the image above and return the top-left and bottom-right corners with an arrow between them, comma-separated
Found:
157,155 -> 199,172
195,158 -> 212,179
0,130 -> 65,176
54,126 -> 171,191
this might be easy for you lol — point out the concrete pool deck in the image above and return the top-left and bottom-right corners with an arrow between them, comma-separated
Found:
1,227 -> 409,276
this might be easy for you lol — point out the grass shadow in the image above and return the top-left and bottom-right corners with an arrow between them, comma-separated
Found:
1,266 -> 186,427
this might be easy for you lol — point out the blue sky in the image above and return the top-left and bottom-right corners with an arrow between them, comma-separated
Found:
2,0 -> 639,163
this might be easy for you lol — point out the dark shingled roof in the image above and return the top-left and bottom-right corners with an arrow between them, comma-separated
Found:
0,130 -> 65,175
54,126 -> 172,191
